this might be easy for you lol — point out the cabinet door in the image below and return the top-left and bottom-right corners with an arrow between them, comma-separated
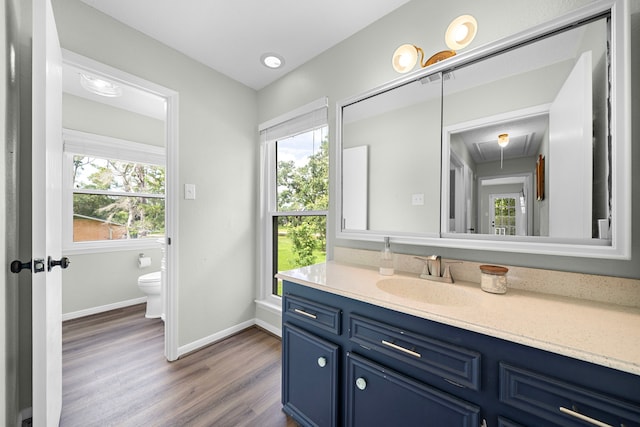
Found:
346,353 -> 480,427
282,323 -> 339,427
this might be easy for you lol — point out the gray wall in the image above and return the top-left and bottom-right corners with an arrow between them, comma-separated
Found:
258,0 -> 640,280
61,249 -> 161,315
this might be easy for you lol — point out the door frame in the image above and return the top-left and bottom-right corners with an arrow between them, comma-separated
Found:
61,50 -> 180,361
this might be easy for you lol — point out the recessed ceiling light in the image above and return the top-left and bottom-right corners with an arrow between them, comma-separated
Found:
79,73 -> 122,97
261,53 -> 285,69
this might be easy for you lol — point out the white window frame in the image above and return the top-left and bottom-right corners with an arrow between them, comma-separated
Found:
62,128 -> 166,255
257,98 -> 329,310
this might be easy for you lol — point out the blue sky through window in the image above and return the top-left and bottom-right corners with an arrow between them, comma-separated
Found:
277,127 -> 327,168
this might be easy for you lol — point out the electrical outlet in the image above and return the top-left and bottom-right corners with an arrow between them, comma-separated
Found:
411,193 -> 424,206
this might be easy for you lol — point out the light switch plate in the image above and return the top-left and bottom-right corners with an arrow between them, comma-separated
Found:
184,184 -> 196,200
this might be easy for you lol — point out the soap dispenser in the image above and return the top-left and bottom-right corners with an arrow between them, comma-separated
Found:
379,237 -> 394,276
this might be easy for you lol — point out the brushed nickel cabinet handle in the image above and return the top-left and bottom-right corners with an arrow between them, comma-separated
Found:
381,340 -> 421,358
294,308 -> 317,319
559,407 -> 613,427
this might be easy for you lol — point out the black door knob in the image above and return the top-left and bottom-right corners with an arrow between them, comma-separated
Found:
48,256 -> 71,272
10,260 -> 32,274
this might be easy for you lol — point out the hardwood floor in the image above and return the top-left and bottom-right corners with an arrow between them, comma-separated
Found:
61,304 -> 298,427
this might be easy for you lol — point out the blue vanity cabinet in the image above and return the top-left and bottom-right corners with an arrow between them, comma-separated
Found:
282,280 -> 640,427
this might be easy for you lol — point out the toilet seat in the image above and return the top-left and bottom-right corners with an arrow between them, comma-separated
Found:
138,271 -> 161,284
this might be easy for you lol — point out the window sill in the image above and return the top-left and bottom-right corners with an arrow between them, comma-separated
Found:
255,297 -> 282,315
63,238 -> 163,255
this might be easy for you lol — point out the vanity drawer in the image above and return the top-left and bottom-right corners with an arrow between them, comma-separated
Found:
500,363 -> 640,427
284,294 -> 341,335
349,314 -> 480,390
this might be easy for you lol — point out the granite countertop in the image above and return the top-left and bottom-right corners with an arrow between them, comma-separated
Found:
276,261 -> 640,376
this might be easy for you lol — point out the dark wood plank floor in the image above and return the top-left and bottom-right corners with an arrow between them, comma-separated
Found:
61,304 -> 298,427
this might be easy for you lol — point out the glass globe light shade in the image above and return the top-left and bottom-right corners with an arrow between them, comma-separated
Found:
392,44 -> 419,73
498,133 -> 510,147
445,15 -> 478,50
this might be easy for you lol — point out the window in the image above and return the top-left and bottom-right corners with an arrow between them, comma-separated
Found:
63,129 -> 165,253
259,98 -> 329,303
491,195 -> 517,236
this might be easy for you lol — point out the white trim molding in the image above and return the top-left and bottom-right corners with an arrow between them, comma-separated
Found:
177,319 -> 256,358
62,297 -> 147,321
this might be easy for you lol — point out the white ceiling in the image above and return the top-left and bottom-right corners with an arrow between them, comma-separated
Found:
79,0 -> 411,90
454,114 -> 548,164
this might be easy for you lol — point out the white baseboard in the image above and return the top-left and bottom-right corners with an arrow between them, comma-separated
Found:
62,297 -> 147,321
255,318 -> 282,338
178,319 -> 280,357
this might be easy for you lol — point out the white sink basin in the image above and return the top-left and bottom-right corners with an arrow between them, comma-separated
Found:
376,277 -> 473,306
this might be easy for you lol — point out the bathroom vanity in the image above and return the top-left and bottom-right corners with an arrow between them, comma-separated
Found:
278,262 -> 640,427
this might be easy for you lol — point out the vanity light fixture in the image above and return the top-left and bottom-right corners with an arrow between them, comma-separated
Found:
79,73 -> 122,97
392,44 -> 456,74
392,14 -> 477,74
261,53 -> 285,69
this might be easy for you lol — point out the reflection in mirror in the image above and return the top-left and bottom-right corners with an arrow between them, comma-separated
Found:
442,15 -> 611,243
341,75 -> 443,235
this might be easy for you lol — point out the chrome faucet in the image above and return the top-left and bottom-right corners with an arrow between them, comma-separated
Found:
415,255 -> 441,278
429,255 -> 442,277
414,256 -> 458,284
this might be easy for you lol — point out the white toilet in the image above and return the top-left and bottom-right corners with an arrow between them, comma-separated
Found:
137,271 -> 162,318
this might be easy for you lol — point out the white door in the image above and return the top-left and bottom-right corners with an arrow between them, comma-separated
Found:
342,146 -> 368,230
32,0 -> 64,425
489,193 -> 523,236
548,51 -> 592,238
